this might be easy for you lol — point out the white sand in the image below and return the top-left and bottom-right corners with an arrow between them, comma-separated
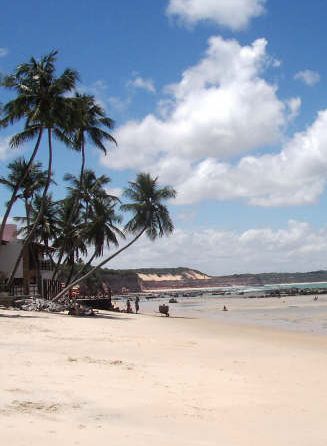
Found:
1,307 -> 327,445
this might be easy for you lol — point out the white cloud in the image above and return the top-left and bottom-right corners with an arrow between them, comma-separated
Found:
128,76 -> 156,93
0,137 -> 10,161
104,37 -> 290,172
294,70 -> 321,87
99,35 -> 327,208
0,48 -> 8,57
175,109 -> 327,206
105,187 -> 123,198
167,0 -> 265,30
107,95 -> 131,114
104,220 -> 327,275
286,97 -> 301,121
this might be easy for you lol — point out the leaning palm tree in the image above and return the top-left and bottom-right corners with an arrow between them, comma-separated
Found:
52,173 -> 176,301
0,50 -> 78,243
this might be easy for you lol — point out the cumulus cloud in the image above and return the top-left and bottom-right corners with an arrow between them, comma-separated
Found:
104,37 -> 290,172
128,76 -> 156,93
101,36 -> 318,207
166,0 -> 265,30
104,220 -> 327,275
294,70 -> 321,87
175,109 -> 327,206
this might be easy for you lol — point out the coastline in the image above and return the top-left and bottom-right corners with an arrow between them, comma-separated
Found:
1,307 -> 327,445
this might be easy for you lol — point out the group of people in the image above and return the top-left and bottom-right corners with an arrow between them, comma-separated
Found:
125,296 -> 140,314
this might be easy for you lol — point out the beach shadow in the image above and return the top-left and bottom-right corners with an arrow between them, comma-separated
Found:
140,313 -> 196,320
94,313 -> 132,321
0,312 -> 46,319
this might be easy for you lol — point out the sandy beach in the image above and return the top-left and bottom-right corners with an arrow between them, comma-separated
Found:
1,303 -> 327,446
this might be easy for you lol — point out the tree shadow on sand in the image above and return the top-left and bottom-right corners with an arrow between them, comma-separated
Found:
0,312 -> 47,319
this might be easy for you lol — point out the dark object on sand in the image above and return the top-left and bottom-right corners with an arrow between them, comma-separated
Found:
77,297 -> 114,311
68,303 -> 95,317
159,304 -> 170,317
126,299 -> 133,313
223,305 -> 228,311
135,296 -> 140,313
169,298 -> 178,303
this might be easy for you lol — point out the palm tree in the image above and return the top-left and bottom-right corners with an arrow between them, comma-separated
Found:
0,158 -> 49,227
1,52 -> 79,285
69,196 -> 124,283
52,173 -> 176,301
52,197 -> 88,284
16,194 -> 59,249
52,170 -> 118,279
14,194 -> 59,271
46,94 -> 117,276
64,169 -> 115,208
68,93 -> 117,183
0,50 -> 78,243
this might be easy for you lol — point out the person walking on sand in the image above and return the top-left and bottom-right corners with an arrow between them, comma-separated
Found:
135,296 -> 140,314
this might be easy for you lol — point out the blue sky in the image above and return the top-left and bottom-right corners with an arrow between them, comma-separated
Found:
1,0 -> 327,275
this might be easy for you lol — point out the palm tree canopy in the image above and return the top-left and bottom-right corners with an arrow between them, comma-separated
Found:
121,173 -> 176,240
67,93 -> 117,155
0,157 -> 49,201
63,169 -> 123,256
15,194 -> 59,245
85,198 -> 124,256
64,169 -> 119,205
52,197 -> 88,260
0,51 -> 79,147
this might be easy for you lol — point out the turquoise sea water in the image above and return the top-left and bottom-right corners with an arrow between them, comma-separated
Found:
239,282 -> 327,294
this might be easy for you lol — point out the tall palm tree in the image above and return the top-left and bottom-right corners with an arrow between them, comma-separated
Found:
68,93 -> 117,183
0,50 -> 78,243
48,94 -> 117,277
1,52 -> 79,285
52,173 -> 176,301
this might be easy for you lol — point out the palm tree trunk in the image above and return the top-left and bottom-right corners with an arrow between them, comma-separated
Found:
65,257 -> 75,287
51,250 -> 65,280
80,140 -> 86,185
52,228 -> 146,301
70,251 -> 97,284
7,128 -> 53,288
52,140 -> 86,281
0,128 -> 43,243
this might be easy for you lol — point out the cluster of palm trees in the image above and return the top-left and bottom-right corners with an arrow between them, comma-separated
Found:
0,51 -> 176,299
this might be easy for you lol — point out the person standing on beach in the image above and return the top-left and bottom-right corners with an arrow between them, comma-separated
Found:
126,299 -> 132,313
135,296 -> 140,314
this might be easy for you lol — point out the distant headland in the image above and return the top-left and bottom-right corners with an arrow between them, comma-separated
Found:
80,267 -> 327,294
